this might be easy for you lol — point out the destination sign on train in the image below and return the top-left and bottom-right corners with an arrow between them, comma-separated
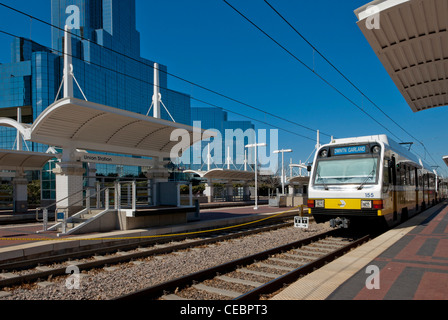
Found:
333,145 -> 367,156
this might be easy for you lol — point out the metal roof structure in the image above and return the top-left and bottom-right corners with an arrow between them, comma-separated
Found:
0,97 -> 212,158
288,176 -> 310,185
0,149 -> 56,171
355,0 -> 448,112
443,156 -> 448,167
184,169 -> 255,181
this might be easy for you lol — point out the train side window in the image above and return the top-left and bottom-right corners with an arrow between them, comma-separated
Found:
410,167 -> 415,186
418,172 -> 423,188
430,175 -> 435,188
403,165 -> 408,185
384,159 -> 390,184
415,168 -> 418,187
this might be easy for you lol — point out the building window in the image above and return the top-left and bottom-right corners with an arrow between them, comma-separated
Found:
41,159 -> 57,200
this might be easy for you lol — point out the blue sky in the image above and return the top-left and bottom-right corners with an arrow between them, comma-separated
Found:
0,0 -> 447,176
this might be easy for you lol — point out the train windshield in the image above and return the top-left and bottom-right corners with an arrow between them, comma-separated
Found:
314,157 -> 378,185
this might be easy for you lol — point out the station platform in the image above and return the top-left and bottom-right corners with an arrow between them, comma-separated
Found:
0,204 -> 300,264
272,201 -> 448,300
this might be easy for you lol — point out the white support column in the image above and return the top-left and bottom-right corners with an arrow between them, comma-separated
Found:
153,63 -> 161,119
316,130 -> 321,150
205,178 -> 214,203
132,181 -> 136,211
16,107 -> 22,151
53,147 -> 85,216
63,25 -> 74,99
289,185 -> 295,196
207,143 -> 211,171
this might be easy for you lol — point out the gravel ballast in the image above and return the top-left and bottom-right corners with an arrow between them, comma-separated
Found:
1,222 -> 331,300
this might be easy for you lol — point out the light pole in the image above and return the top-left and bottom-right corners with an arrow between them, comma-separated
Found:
246,142 -> 267,210
274,149 -> 293,195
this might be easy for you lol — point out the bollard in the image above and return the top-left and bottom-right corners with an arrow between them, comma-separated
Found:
43,208 -> 48,231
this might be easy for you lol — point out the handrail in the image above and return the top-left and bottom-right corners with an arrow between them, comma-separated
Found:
36,187 -> 91,212
37,186 -> 112,231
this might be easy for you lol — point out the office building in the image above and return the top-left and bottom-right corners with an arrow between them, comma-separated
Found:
0,0 -> 191,201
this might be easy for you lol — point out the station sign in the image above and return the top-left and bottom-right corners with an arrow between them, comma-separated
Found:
78,152 -> 153,167
294,216 -> 309,229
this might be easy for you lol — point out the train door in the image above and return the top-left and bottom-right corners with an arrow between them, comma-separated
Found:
415,168 -> 419,211
423,173 -> 427,210
391,156 -> 398,221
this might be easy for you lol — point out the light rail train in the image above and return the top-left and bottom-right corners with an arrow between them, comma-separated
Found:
307,135 -> 447,229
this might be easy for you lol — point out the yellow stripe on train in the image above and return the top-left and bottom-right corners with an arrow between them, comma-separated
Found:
324,199 -> 361,210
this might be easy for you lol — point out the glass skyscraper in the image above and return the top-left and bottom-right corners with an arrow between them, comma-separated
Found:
0,0 -> 192,201
0,0 -> 191,154
0,1 -> 256,204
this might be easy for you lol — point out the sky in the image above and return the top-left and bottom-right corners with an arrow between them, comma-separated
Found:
0,0 -> 447,176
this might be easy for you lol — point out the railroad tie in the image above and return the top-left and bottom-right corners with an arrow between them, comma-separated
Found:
269,257 -> 305,265
237,268 -> 279,279
256,262 -> 295,272
193,284 -> 243,298
161,294 -> 189,301
216,275 -> 264,287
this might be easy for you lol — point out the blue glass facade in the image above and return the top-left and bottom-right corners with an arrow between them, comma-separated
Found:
0,0 -> 255,197
0,0 -> 191,160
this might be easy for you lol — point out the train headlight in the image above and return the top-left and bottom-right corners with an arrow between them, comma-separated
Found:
372,145 -> 381,154
320,149 -> 329,158
315,200 -> 325,208
361,200 -> 372,209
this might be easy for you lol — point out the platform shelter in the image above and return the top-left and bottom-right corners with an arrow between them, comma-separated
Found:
184,169 -> 255,203
0,149 -> 56,212
355,0 -> 448,112
0,26 -> 213,235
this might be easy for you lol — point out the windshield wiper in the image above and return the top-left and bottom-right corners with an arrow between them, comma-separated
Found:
316,170 -> 329,190
357,169 -> 376,190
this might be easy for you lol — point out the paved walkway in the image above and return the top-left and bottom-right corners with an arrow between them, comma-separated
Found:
271,201 -> 448,300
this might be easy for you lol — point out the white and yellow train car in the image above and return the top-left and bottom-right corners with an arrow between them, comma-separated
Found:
307,135 -> 442,229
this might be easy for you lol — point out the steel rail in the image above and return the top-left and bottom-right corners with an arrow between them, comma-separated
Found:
115,229 -> 343,300
0,219 -> 294,289
235,234 -> 370,300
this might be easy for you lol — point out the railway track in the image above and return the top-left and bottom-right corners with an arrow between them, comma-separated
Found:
0,217 -> 297,291
115,230 -> 370,301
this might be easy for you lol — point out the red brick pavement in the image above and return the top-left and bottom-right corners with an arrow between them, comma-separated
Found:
353,205 -> 448,300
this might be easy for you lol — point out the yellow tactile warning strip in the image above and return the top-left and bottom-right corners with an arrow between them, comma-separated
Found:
271,203 -> 445,300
